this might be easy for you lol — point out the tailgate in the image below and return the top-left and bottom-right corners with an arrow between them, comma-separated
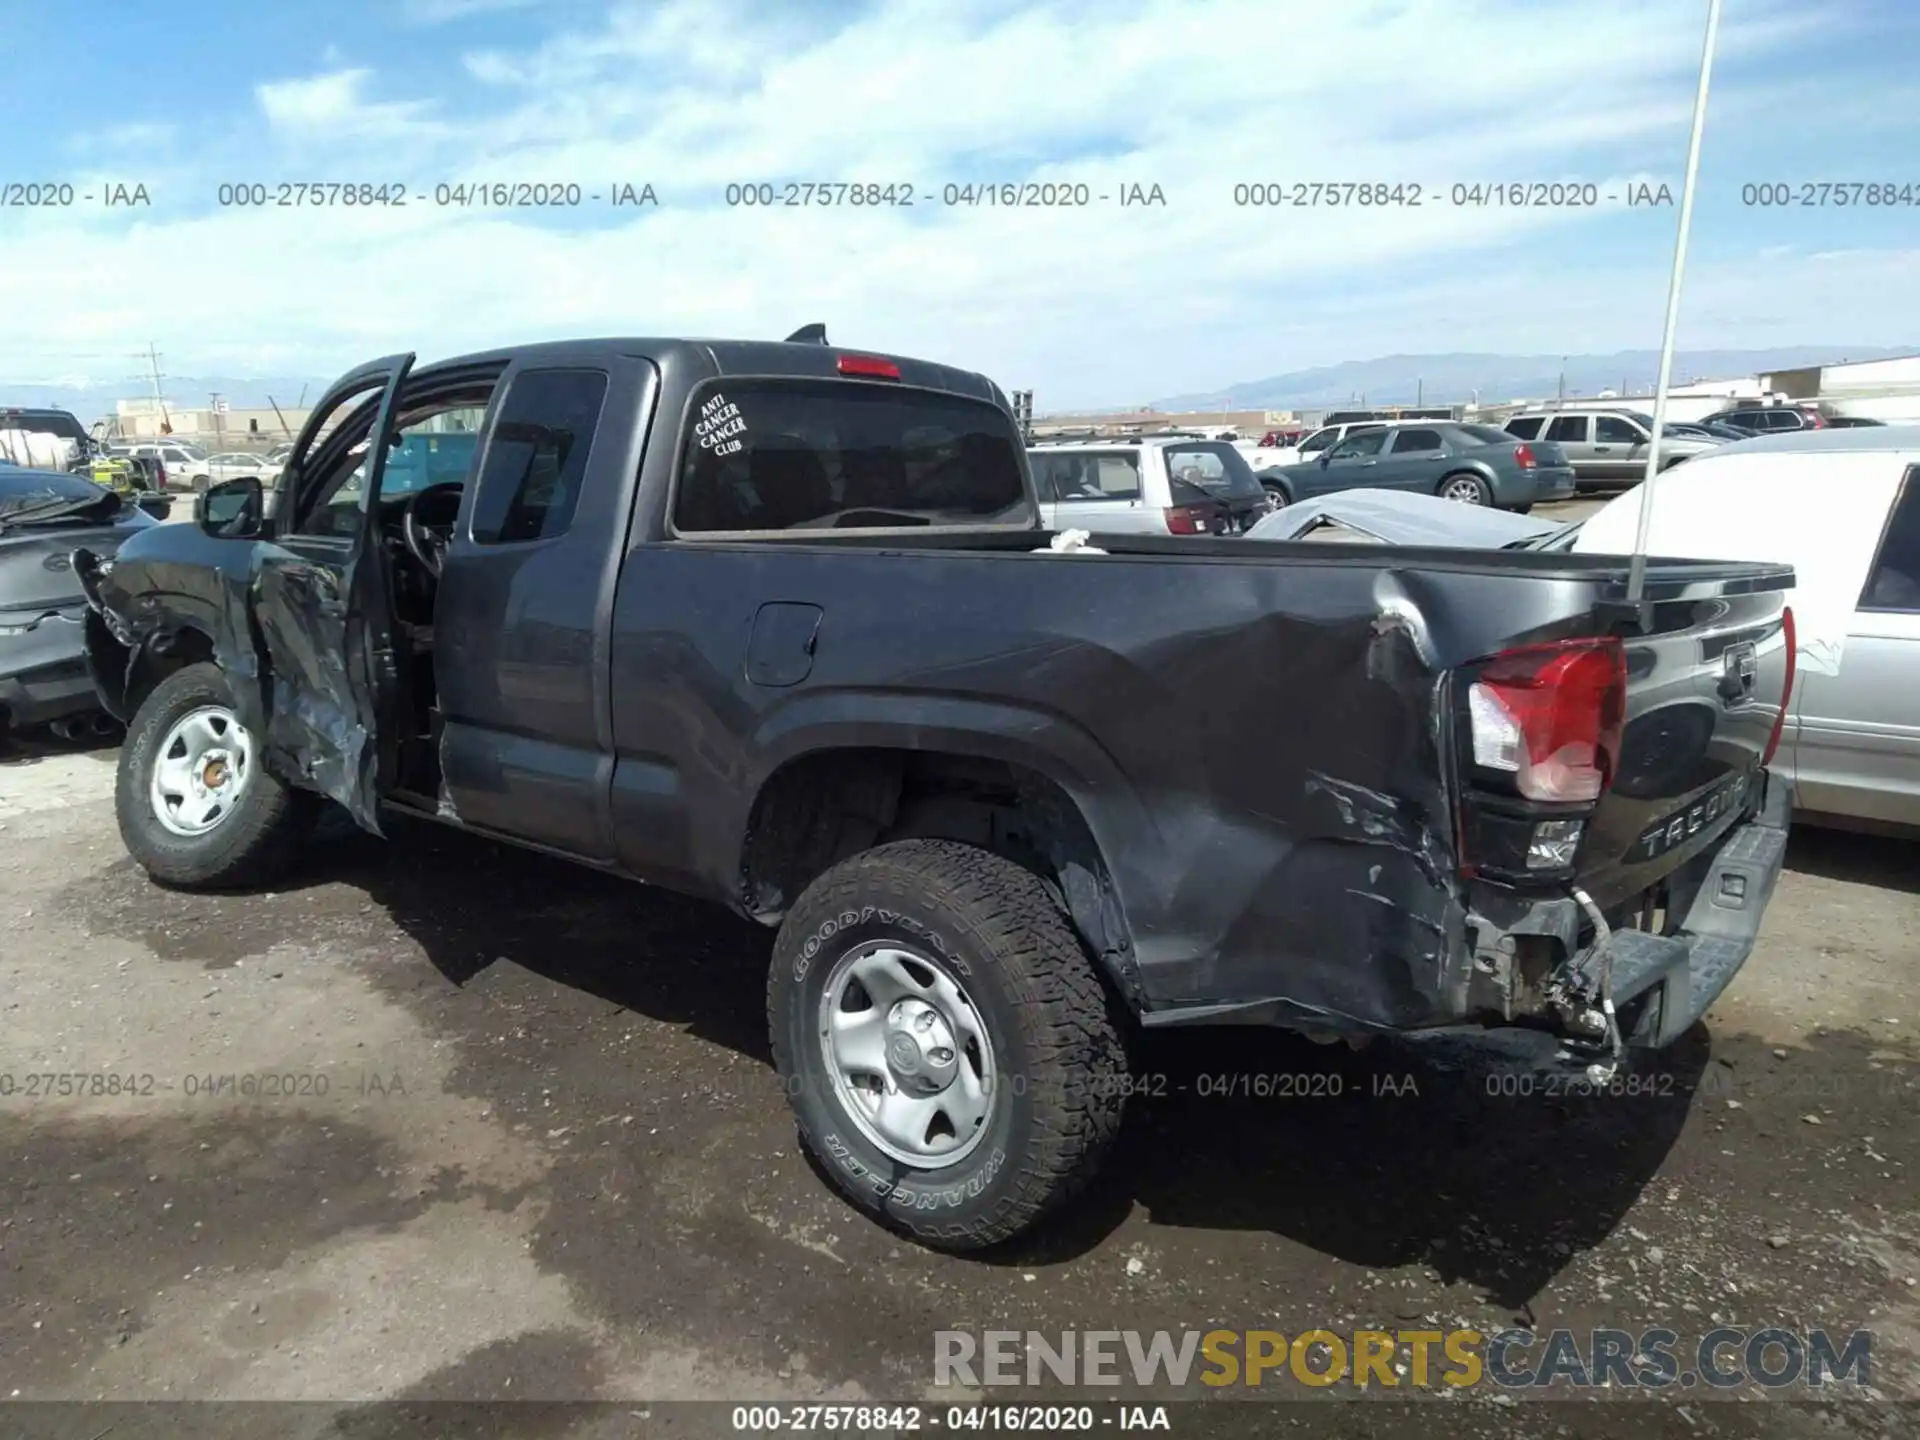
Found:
1577,588 -> 1794,908
1448,565 -> 1793,913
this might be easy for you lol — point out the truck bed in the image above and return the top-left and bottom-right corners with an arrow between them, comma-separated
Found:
599,529 -> 1794,1040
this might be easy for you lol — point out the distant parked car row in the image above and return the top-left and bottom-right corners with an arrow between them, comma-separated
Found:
1031,420 -> 1574,527
97,442 -> 285,493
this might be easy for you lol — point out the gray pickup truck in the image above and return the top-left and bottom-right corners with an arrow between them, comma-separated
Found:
75,332 -> 1796,1249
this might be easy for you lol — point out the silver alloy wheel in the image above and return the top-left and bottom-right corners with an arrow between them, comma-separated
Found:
818,941 -> 997,1169
149,704 -> 255,837
1441,475 -> 1487,504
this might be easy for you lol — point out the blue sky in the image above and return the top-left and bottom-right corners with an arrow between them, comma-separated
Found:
1,0 -> 1916,407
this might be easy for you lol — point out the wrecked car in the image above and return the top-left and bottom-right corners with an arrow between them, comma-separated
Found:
1,466 -> 154,739
1244,487 -> 1565,548
77,334 -> 1798,1250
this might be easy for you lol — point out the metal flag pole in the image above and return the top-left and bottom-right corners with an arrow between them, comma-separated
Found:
1627,0 -> 1724,604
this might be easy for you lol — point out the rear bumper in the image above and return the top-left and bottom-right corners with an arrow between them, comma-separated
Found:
0,655 -> 98,730
0,608 -> 102,730
1503,466 -> 1576,504
1486,466 -> 1576,507
1404,769 -> 1791,1071
1608,772 -> 1790,1047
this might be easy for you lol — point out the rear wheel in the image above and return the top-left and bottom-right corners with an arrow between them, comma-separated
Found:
116,662 -> 317,888
1438,472 -> 1492,505
1263,482 -> 1289,509
768,839 -> 1127,1250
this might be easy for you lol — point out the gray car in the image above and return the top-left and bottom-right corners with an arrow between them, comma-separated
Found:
1267,421 -> 1576,511
1500,408 -> 1723,490
1,466 -> 156,736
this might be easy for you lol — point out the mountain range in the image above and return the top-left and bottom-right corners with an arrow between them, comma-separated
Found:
1139,346 -> 1915,414
6,345 -> 1914,423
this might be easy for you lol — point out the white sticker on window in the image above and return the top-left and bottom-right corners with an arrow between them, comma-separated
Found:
694,391 -> 747,457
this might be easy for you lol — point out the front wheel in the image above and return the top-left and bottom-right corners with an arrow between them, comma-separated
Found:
1438,472 -> 1493,505
116,662 -> 317,888
767,839 -> 1128,1250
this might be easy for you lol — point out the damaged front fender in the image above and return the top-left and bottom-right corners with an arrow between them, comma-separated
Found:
74,524 -> 384,836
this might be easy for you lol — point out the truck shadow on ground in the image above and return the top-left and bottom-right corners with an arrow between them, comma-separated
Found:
320,813 -> 1903,1315
1784,820 -> 1920,895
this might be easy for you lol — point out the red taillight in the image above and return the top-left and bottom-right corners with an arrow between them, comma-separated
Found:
1762,606 -> 1796,767
1465,638 -> 1627,803
1804,410 -> 1827,428
837,354 -> 901,380
1163,504 -> 1217,535
155,462 -> 167,488
1512,443 -> 1537,470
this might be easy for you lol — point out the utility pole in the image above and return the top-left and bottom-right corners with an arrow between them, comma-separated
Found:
209,392 -> 222,447
141,342 -> 170,436
1416,378 -> 1423,407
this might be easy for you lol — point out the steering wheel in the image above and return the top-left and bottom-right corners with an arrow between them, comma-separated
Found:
401,481 -> 464,579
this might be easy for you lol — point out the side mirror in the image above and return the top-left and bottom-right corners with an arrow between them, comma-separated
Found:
196,476 -> 264,538
1319,452 -> 1333,467
136,494 -> 173,521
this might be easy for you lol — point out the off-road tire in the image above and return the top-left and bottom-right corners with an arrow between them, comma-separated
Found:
116,662 -> 317,889
768,838 -> 1128,1250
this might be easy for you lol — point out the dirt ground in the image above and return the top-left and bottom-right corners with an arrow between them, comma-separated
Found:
1,727 -> 1915,1440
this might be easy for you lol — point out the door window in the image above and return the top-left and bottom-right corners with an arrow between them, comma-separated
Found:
1595,416 -> 1645,443
1859,468 -> 1920,612
1387,427 -> 1446,454
1504,417 -> 1544,439
1042,453 -> 1140,503
1027,455 -> 1061,504
1546,416 -> 1590,443
468,369 -> 608,544
1299,427 -> 1340,454
1326,429 -> 1388,459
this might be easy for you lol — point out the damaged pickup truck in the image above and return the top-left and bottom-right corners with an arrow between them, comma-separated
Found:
75,334 -> 1797,1249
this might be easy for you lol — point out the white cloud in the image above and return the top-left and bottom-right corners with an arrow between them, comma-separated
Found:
2,0 -> 1903,407
254,67 -> 443,140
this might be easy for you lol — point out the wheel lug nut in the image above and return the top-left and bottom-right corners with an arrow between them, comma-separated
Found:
930,1048 -> 953,1064
915,1013 -> 933,1031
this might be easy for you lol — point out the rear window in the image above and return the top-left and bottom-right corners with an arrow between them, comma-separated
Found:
1454,423 -> 1512,445
1503,417 -> 1544,439
1860,468 -> 1920,612
672,380 -> 1031,533
0,466 -> 101,503
1164,444 -> 1264,499
1033,452 -> 1142,503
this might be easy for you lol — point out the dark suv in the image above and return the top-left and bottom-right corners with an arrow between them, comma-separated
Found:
1700,404 -> 1828,435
